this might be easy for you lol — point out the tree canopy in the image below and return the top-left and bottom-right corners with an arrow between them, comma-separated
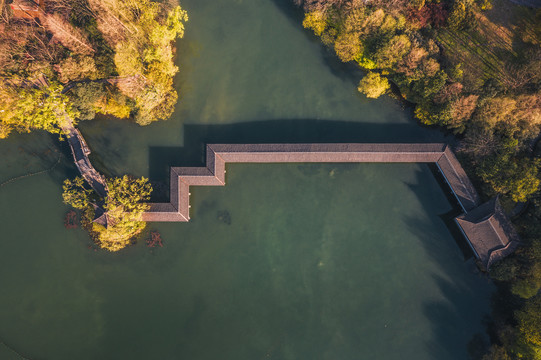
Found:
0,0 -> 189,137
357,71 -> 390,99
62,175 -> 152,252
1,83 -> 79,139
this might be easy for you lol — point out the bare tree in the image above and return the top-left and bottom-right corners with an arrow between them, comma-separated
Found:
43,14 -> 95,55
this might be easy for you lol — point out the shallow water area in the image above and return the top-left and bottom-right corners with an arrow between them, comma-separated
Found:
0,0 -> 493,359
0,162 -> 493,360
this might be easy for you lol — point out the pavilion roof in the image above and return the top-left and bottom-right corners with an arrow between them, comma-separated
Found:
455,197 -> 521,269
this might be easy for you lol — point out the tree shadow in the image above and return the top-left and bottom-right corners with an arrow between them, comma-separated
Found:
270,0 -> 368,86
0,131 -> 80,192
402,167 -> 493,359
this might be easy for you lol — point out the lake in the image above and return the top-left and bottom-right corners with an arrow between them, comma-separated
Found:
0,0 -> 493,359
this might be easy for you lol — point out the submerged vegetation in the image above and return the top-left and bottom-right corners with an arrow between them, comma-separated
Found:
299,0 -> 540,357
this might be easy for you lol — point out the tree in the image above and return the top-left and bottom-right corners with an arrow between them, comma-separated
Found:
303,10 -> 328,36
68,82 -> 132,121
482,345 -> 511,360
56,56 -> 100,83
444,94 -> 478,133
105,175 -> 152,216
357,72 -> 390,98
397,46 -> 428,77
63,174 -> 153,251
448,0 -> 473,31
477,150 -> 540,202
0,83 -> 79,139
415,70 -> 448,100
374,35 -> 411,69
511,274 -> 541,299
516,295 -> 541,346
62,177 -> 93,209
333,32 -> 363,62
96,1 -> 189,124
43,14 -> 95,55
93,175 -> 152,251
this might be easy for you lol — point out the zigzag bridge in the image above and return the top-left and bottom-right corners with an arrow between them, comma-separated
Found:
141,143 -> 520,270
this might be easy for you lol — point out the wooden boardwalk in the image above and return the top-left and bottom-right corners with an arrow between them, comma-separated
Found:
142,143 -> 479,221
63,124 -> 108,198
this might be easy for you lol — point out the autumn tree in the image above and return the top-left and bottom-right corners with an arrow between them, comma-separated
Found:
88,0 -> 189,124
302,10 -> 328,36
93,175 -> 152,251
0,82 -> 79,139
357,72 -> 390,98
477,149 -> 540,202
62,174 -> 152,251
446,94 -> 478,133
56,56 -> 100,83
62,177 -> 93,209
374,35 -> 411,69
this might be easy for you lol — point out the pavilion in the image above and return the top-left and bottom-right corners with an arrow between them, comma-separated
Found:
456,197 -> 521,270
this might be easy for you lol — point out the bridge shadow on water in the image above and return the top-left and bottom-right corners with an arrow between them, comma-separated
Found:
403,168 -> 493,360
145,118 -> 493,359
147,119 -> 451,201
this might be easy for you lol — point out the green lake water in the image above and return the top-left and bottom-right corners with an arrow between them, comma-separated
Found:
0,0 -> 493,359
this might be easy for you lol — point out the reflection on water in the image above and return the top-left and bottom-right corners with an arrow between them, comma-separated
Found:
0,0 -> 490,359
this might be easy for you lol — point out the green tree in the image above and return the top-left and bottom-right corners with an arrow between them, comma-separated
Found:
357,72 -> 390,98
478,150 -> 540,202
0,83 -> 79,138
93,175 -> 152,251
63,174 -> 152,251
68,82 -> 132,121
411,70 -> 448,100
512,274 -> 541,299
105,175 -> 152,216
448,0 -> 470,30
62,177 -> 93,209
516,295 -> 541,347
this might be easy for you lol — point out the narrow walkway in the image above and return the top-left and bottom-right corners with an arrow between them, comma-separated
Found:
61,123 -> 108,198
32,75 -> 109,202
143,143 -> 479,221
142,143 -> 519,270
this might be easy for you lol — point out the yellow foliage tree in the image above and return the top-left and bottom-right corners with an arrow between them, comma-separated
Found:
62,175 -> 152,252
303,10 -> 328,36
357,72 -> 390,99
0,82 -> 79,139
93,175 -> 152,251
